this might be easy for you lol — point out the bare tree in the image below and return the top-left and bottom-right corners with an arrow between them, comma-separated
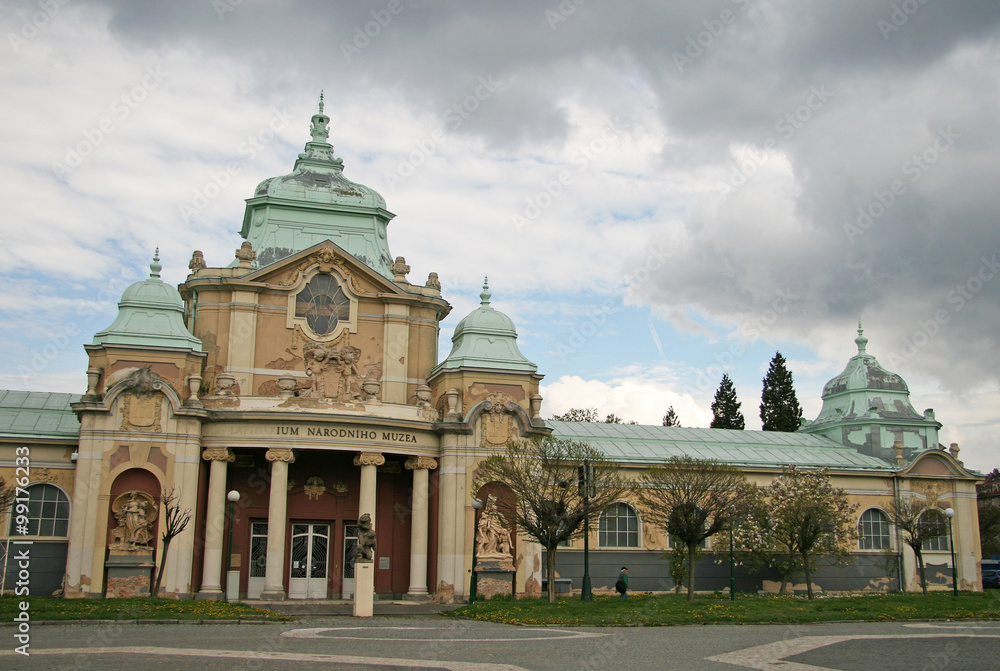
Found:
888,497 -> 948,594
636,457 -> 747,601
152,488 -> 192,598
474,437 -> 628,602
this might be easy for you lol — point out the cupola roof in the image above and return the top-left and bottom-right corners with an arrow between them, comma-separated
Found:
92,250 -> 203,351
431,279 -> 537,373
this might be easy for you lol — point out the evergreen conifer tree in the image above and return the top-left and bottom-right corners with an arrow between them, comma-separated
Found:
710,373 -> 745,429
759,352 -> 802,432
661,406 -> 681,427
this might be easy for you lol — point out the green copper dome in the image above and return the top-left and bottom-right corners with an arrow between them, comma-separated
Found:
240,93 -> 395,276
92,251 -> 203,351
432,279 -> 537,374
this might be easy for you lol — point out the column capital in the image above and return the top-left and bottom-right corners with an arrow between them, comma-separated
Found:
266,447 -> 295,463
202,447 -> 235,462
405,456 -> 438,471
354,451 -> 385,467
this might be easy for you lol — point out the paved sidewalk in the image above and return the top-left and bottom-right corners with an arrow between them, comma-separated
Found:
256,598 -> 465,617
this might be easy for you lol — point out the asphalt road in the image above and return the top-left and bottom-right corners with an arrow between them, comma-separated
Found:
3,617 -> 999,670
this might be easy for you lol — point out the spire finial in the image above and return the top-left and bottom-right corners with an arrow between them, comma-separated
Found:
855,320 -> 868,355
309,92 -> 330,143
318,90 -> 324,114
150,247 -> 162,279
480,276 -> 491,305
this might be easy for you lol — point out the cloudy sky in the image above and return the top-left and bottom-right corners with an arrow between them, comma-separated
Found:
2,0 -> 998,471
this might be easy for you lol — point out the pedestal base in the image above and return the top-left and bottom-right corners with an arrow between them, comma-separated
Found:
105,549 -> 155,598
475,568 -> 515,599
353,561 -> 375,617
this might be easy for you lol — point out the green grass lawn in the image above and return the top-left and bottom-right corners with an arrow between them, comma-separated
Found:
0,595 -> 289,621
448,591 -> 1000,626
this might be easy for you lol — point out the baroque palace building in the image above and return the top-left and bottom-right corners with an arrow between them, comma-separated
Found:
0,101 -> 986,600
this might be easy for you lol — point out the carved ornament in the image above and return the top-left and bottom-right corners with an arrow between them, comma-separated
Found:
405,456 -> 438,471
202,447 -> 235,463
482,391 -> 516,447
265,448 -> 296,463
354,452 -> 385,467
303,476 -> 326,500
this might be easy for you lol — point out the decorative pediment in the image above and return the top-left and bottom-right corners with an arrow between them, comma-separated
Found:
901,449 -> 975,478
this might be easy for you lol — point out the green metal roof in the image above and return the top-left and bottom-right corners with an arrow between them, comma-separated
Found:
0,390 -> 81,439
92,251 -> 203,351
431,279 -> 537,374
548,420 -> 897,471
240,95 -> 395,274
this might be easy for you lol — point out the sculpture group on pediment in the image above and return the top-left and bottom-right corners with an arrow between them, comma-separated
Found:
302,341 -> 379,402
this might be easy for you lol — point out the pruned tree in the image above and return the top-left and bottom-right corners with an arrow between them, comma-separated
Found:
661,406 -> 681,427
888,497 -> 949,594
710,374 -> 745,430
152,488 -> 192,598
665,543 -> 699,594
636,456 -> 746,601
551,407 -> 600,422
740,466 -> 859,599
760,352 -> 802,432
474,437 -> 628,602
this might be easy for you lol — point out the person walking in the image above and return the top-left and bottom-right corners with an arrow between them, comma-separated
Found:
615,566 -> 629,599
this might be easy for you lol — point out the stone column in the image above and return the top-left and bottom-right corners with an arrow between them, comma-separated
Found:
405,457 -> 437,598
197,448 -> 234,599
354,452 -> 385,524
261,448 -> 294,600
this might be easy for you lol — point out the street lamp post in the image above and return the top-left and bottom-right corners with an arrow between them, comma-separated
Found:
225,490 -> 240,601
470,498 -> 483,603
581,460 -> 593,601
944,507 -> 958,596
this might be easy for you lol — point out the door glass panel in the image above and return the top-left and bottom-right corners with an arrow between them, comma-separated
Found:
311,534 -> 328,578
290,533 -> 308,578
250,521 -> 268,578
344,524 -> 358,580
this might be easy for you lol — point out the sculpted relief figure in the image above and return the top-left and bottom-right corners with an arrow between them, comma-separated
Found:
110,490 -> 157,550
302,341 -> 373,402
356,513 -> 377,563
476,495 -> 512,559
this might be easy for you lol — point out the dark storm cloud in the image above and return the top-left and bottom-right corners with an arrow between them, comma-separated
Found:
72,0 -> 1000,389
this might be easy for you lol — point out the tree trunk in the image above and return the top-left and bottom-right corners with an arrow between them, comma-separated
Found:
802,551 -> 813,600
546,546 -> 558,603
686,543 -> 697,602
916,552 -> 928,595
152,538 -> 171,598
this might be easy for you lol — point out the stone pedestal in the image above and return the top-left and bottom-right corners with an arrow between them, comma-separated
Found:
475,557 -> 514,599
353,561 -> 375,617
105,549 -> 155,598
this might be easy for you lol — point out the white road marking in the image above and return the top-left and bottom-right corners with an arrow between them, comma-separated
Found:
904,622 -> 1000,629
282,625 -> 608,641
707,633 -> 1000,670
0,645 -> 530,670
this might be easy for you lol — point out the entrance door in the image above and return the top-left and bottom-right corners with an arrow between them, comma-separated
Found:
288,523 -> 330,599
342,522 -> 358,599
247,521 -> 268,599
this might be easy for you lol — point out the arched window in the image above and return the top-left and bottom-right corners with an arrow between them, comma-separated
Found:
859,508 -> 891,550
920,509 -> 950,551
295,274 -> 350,336
598,502 -> 639,548
7,483 -> 70,537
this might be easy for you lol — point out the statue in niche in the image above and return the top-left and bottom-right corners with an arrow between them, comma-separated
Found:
110,490 -> 157,550
477,495 -> 512,559
356,513 -> 376,563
